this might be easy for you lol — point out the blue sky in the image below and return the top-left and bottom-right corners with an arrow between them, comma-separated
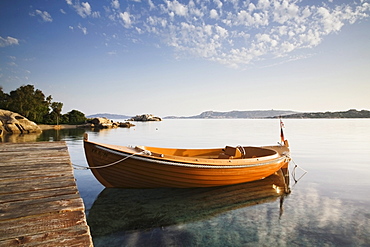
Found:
1,0 -> 369,117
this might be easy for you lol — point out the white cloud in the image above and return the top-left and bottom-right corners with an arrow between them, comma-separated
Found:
278,41 -> 295,54
30,9 -> 53,22
81,2 -> 92,16
299,29 -> 321,47
248,3 -> 256,12
107,51 -> 117,55
215,25 -> 228,38
257,33 -> 271,43
189,3 -> 204,18
78,24 -> 88,35
0,36 -> 19,47
135,27 -> 144,34
166,0 -> 188,16
272,0 -> 299,24
101,0 -> 370,68
8,61 -> 17,67
316,7 -> 343,34
67,0 -> 100,18
112,0 -> 120,10
120,12 -> 132,28
92,11 -> 101,18
213,0 -> 223,9
301,6 -> 312,20
257,0 -> 270,10
148,0 -> 155,10
204,24 -> 212,36
210,9 -> 218,19
236,10 -> 253,26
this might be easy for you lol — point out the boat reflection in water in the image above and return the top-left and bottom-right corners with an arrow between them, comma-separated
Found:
88,167 -> 290,240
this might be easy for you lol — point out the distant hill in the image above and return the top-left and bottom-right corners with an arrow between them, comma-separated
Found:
165,110 -> 297,119
87,109 -> 370,120
281,109 -> 370,118
87,113 -> 131,119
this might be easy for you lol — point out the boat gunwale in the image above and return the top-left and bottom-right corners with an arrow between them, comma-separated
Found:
87,141 -> 288,169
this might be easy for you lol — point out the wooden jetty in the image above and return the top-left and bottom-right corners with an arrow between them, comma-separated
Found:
0,141 -> 93,247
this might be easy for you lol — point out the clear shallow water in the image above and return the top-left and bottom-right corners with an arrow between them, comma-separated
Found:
8,119 -> 370,246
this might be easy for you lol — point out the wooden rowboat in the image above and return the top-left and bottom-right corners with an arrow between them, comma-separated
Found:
83,125 -> 291,188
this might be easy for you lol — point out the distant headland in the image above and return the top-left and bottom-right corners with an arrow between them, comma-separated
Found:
86,113 -> 132,119
89,109 -> 370,120
279,109 -> 370,119
164,110 -> 296,119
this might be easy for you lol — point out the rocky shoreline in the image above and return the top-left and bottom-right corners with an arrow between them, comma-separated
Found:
1,109 -> 41,135
38,120 -> 135,130
1,110 -> 161,136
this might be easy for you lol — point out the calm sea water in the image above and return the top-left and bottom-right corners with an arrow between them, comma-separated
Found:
10,119 -> 370,246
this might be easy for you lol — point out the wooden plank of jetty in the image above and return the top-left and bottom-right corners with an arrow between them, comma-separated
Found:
0,141 -> 93,247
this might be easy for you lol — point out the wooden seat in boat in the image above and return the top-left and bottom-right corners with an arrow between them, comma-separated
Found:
218,146 -> 243,159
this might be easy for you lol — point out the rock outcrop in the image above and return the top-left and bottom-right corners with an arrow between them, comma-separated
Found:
128,114 -> 162,122
84,117 -> 135,129
117,122 -> 135,128
0,109 -> 41,135
91,117 -> 114,128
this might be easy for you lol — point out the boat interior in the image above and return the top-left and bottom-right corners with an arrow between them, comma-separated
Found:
136,145 -> 277,160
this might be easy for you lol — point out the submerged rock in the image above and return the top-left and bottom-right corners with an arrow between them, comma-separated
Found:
0,109 -> 41,135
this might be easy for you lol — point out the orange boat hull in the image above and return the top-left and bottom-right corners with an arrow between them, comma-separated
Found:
84,137 -> 291,188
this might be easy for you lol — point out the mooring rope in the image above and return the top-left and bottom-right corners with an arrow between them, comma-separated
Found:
72,150 -> 150,170
290,158 -> 307,184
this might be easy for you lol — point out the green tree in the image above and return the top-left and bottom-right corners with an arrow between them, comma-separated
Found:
1,84 -> 88,124
64,110 -> 86,124
0,87 -> 9,109
6,85 -> 50,123
51,102 -> 63,125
